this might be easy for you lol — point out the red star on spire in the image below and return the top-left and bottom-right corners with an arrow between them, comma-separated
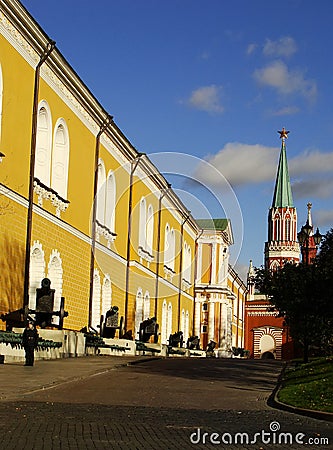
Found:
278,127 -> 290,139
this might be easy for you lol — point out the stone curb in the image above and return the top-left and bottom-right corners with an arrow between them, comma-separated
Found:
267,363 -> 333,423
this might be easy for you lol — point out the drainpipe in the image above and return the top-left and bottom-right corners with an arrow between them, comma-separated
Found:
23,40 -> 56,309
88,115 -> 113,328
177,213 -> 190,331
124,153 -> 145,331
154,184 -> 171,318
192,229 -> 203,335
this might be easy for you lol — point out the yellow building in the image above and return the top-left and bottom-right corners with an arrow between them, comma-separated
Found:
194,219 -> 247,355
0,0 -> 246,351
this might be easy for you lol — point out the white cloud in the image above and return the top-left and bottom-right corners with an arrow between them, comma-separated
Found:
246,43 -> 257,55
292,177 -> 333,200
199,51 -> 210,60
195,143 -> 278,186
195,143 -> 333,190
263,36 -> 297,58
271,106 -> 300,116
253,60 -> 317,102
188,85 -> 224,113
290,150 -> 333,175
314,209 -> 333,229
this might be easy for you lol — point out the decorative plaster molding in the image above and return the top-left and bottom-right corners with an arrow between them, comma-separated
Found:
138,245 -> 154,263
267,241 -> 300,252
163,264 -> 176,281
0,12 -> 39,68
33,178 -> 70,217
248,311 -> 279,317
96,220 -> 117,248
182,278 -> 191,291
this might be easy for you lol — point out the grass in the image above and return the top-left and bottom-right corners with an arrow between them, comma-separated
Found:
278,356 -> 333,413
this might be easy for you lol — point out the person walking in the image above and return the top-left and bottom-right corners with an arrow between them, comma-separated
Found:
22,321 -> 39,366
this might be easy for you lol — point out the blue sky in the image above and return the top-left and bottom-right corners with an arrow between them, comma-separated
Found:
21,0 -> 333,279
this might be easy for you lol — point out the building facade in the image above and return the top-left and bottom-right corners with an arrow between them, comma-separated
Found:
0,0 -> 246,351
194,219 -> 246,354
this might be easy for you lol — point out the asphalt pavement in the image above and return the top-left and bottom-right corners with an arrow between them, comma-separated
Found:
0,356 -> 331,450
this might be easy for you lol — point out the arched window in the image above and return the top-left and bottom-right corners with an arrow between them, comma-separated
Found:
139,197 -> 146,249
143,291 -> 150,320
96,159 -> 106,224
285,219 -> 291,241
187,246 -> 192,281
161,300 -> 168,344
101,275 -> 112,318
181,309 -> 185,333
135,289 -> 143,339
146,204 -> 154,255
167,302 -> 173,338
91,269 -> 101,331
164,224 -> 170,267
35,100 -> 52,186
51,118 -> 69,199
169,229 -> 175,271
183,242 -> 192,283
47,250 -> 63,326
0,64 -> 3,142
28,241 -> 45,310
184,310 -> 190,341
270,260 -> 280,271
105,171 -> 116,232
160,300 -> 173,345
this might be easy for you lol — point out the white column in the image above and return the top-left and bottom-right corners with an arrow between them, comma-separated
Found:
208,300 -> 215,341
211,243 -> 217,284
194,298 -> 201,336
196,243 -> 202,283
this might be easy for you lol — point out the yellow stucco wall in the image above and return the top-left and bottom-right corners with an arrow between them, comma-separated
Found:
0,7 -> 198,339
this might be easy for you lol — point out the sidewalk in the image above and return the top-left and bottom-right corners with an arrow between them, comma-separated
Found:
0,355 -> 151,401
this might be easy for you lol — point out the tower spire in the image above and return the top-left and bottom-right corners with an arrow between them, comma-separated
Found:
307,202 -> 313,234
272,128 -> 293,208
265,128 -> 299,269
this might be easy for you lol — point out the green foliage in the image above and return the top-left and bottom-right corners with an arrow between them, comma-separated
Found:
278,357 -> 333,412
254,229 -> 333,361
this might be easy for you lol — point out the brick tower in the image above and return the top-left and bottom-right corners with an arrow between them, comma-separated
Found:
264,128 -> 300,269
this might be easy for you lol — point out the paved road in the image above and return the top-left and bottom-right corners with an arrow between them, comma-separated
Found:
0,357 -> 331,449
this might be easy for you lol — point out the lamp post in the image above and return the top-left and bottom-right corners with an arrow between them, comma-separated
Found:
297,220 -> 322,265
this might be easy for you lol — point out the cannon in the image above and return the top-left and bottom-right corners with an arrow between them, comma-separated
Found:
1,278 -> 68,330
187,335 -> 200,350
138,317 -> 159,343
101,305 -> 123,338
33,278 -> 68,328
206,340 -> 216,357
168,331 -> 184,348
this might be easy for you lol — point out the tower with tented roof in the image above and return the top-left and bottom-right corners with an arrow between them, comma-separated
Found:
264,128 -> 300,269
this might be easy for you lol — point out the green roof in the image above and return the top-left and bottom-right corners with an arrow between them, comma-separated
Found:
196,218 -> 229,231
272,140 -> 294,207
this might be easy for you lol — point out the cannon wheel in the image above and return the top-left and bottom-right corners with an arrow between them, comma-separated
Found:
100,314 -> 104,337
119,316 -> 124,338
153,324 -> 159,343
59,297 -> 66,329
138,323 -> 144,342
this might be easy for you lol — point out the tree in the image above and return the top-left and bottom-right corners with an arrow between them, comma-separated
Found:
255,248 -> 332,363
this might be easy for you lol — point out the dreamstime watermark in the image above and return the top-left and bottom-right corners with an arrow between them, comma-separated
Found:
189,421 -> 330,446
